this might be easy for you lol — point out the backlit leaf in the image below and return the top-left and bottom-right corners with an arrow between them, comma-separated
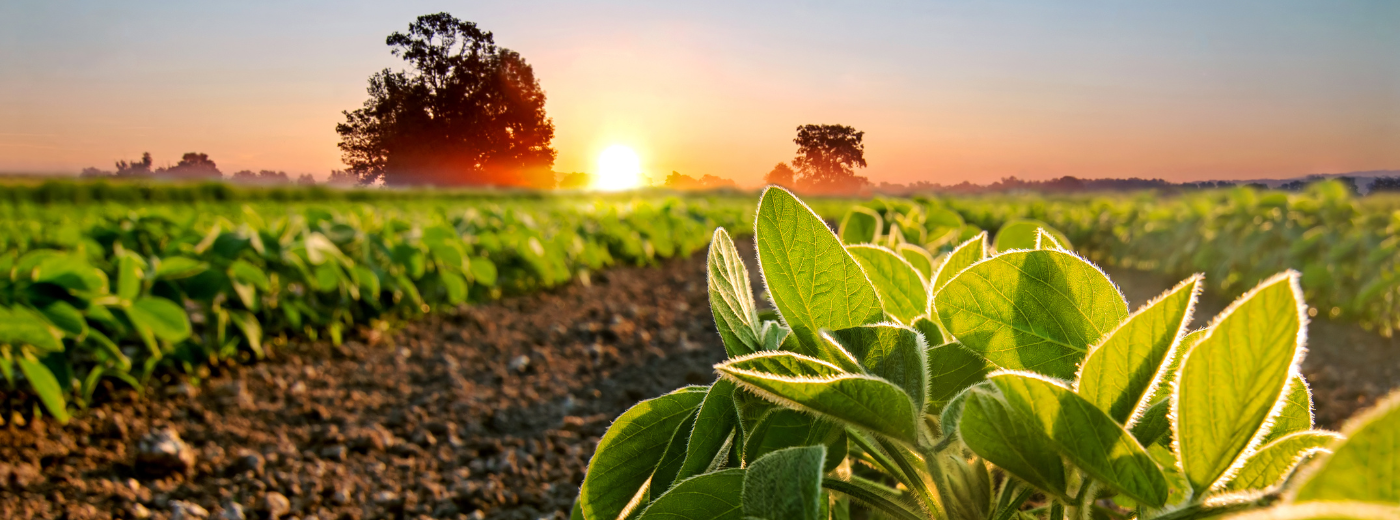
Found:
935,250 -> 1128,380
959,384 -> 1069,501
637,468 -> 745,520
824,324 -> 928,413
677,379 -> 740,481
847,245 -> 927,324
1293,389 -> 1400,505
839,206 -> 883,245
1261,375 -> 1315,445
708,228 -> 762,357
1175,273 -> 1304,495
755,187 -> 884,357
1225,430 -> 1340,492
581,388 -> 706,520
929,232 -> 986,303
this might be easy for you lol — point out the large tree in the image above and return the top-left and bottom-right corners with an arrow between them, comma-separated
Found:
337,13 -> 557,187
790,124 -> 869,192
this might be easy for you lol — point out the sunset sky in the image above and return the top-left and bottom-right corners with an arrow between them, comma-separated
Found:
2,1 -> 1396,186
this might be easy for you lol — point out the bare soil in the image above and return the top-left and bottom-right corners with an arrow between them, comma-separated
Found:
1,242 -> 1393,520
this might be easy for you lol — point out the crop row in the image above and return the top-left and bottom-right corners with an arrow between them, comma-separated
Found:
0,195 -> 751,423
854,180 -> 1400,335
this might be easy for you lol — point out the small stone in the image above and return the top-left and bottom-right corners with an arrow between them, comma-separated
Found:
170,500 -> 209,520
231,452 -> 264,475
413,430 -> 437,448
288,381 -> 307,396
263,492 -> 290,519
213,380 -> 253,409
130,503 -> 152,519
218,501 -> 246,520
373,490 -> 399,504
136,428 -> 196,475
508,355 -> 530,372
319,445 -> 348,461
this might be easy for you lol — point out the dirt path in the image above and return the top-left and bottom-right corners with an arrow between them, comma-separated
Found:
2,241 -> 1393,520
1105,266 -> 1400,428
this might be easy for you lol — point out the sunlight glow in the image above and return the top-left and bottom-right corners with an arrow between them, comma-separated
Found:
593,145 -> 643,191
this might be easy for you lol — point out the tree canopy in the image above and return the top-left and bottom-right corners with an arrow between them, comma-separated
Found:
336,13 -> 557,188
790,124 -> 869,193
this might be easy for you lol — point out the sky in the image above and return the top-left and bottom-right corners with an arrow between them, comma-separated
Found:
1,1 -> 1397,186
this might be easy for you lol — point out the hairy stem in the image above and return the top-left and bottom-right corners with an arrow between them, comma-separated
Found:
823,478 -> 927,520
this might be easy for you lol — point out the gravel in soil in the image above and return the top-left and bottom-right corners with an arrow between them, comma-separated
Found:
2,241 -> 1394,520
0,240 -> 763,520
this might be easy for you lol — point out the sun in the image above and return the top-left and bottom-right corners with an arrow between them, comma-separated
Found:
593,145 -> 643,191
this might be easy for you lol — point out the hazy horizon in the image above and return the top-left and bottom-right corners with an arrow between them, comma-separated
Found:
2,1 -> 1396,186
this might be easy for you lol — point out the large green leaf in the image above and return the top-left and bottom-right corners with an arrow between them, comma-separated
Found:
929,232 -> 986,304
847,245 -> 927,324
651,407 -> 701,496
34,254 -> 109,294
708,228 -> 761,357
991,372 -> 1168,507
1225,430 -> 1341,492
839,206 -> 883,245
1293,389 -> 1400,505
1175,273 -> 1304,495
755,187 -> 884,357
717,351 -> 921,445
581,388 -> 707,520
1261,375 -> 1315,445
40,301 -> 87,339
935,250 -> 1128,380
742,446 -> 827,520
17,355 -> 69,423
637,468 -> 746,520
1076,275 -> 1199,425
124,296 -> 192,343
824,324 -> 928,413
228,260 -> 271,291
959,384 -> 1070,501
677,379 -> 740,481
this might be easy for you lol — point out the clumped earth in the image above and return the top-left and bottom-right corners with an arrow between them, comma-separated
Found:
1,242 -> 1394,520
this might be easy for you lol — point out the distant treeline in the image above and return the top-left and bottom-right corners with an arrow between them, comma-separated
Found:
79,151 -> 350,186
872,174 -> 1400,196
0,179 -> 558,205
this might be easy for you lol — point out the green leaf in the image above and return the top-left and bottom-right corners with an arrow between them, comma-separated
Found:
1175,273 -> 1304,495
228,309 -> 265,359
581,388 -> 707,520
993,219 -> 1071,253
824,324 -> 929,413
743,408 -> 845,472
1293,389 -> 1400,505
17,355 -> 69,424
116,252 -> 145,301
708,228 -> 762,357
990,372 -> 1169,507
897,243 -> 937,280
959,383 -> 1070,501
935,250 -> 1128,380
925,341 -> 992,414
929,232 -> 986,303
652,407 -> 701,496
847,245 -> 927,324
1076,275 -> 1199,425
0,305 -> 65,353
34,254 -> 109,294
755,187 -> 885,357
469,257 -> 497,287
40,301 -> 87,339
742,445 -> 827,520
1225,431 -> 1341,491
228,260 -> 271,291
154,256 -> 207,280
717,351 -> 921,445
1130,398 -> 1172,447
677,379 -> 740,481
1261,375 -> 1315,445
911,315 -> 944,346
839,206 -> 883,245
637,468 -> 746,520
440,271 -> 468,304
124,296 -> 192,343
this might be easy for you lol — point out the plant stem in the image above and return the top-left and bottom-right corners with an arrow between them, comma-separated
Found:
1146,493 -> 1281,520
876,437 -> 945,520
822,478 -> 927,520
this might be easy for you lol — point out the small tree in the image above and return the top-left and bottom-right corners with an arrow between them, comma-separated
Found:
791,124 -> 868,193
336,13 -> 556,188
161,153 -> 222,179
115,152 -> 154,177
764,162 -> 795,187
